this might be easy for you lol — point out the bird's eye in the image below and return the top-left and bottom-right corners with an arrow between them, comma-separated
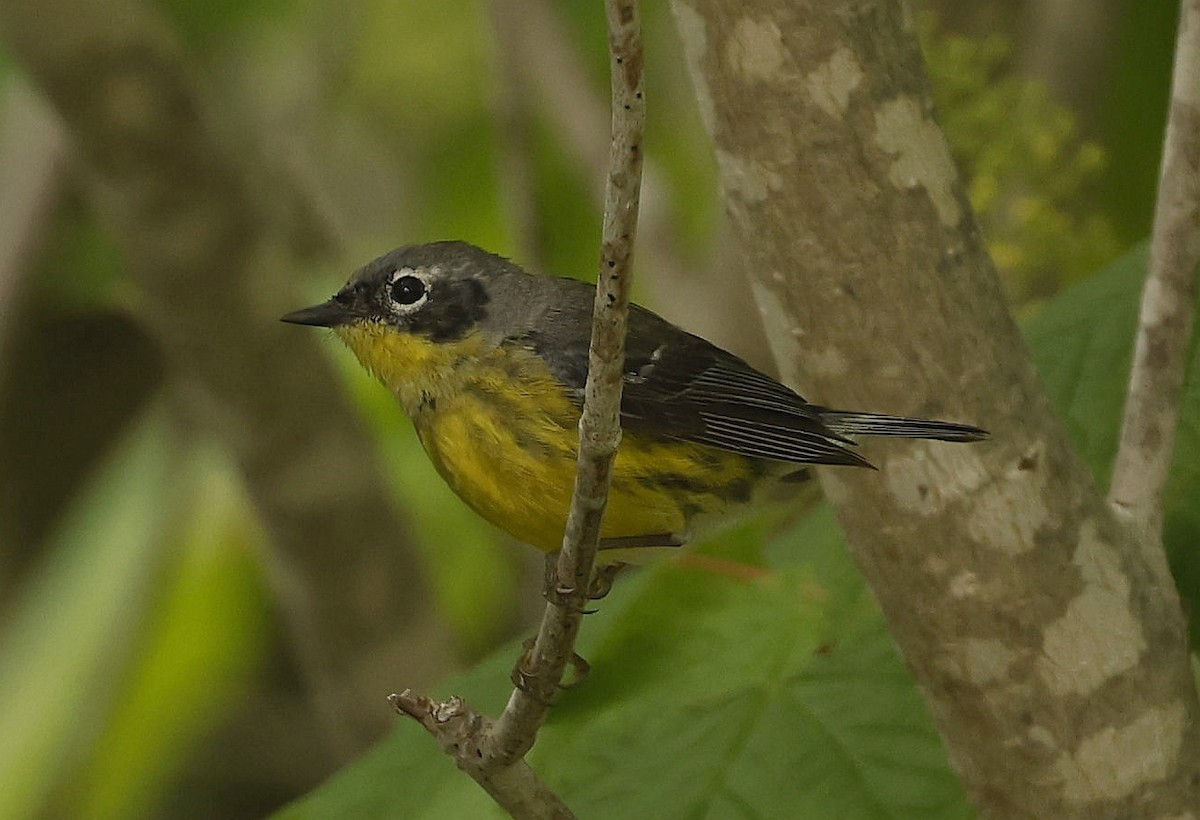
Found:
390,274 -> 426,306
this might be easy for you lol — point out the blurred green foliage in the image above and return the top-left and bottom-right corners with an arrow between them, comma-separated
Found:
155,0 -> 300,48
0,1 -> 1191,818
0,410 -> 271,820
0,411 -> 176,820
33,198 -> 126,309
1100,0 -> 1176,243
71,459 -> 272,820
922,15 -> 1121,305
349,0 -> 507,248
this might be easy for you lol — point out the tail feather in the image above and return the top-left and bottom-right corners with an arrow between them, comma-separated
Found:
819,410 -> 988,442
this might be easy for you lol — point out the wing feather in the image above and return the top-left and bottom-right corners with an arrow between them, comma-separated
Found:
518,289 -> 869,467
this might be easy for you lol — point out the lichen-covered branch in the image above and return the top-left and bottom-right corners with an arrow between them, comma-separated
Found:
1108,0 -> 1200,543
671,0 -> 1200,816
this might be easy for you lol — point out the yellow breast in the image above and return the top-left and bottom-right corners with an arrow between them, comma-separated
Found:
335,322 -> 759,552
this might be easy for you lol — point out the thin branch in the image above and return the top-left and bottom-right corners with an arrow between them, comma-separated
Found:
389,1 -> 646,814
389,692 -> 575,820
1108,0 -> 1200,541
485,0 -> 644,762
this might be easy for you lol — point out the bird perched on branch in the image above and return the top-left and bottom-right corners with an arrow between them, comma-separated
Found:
283,241 -> 986,554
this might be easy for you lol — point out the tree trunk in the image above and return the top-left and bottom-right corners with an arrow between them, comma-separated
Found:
672,1 -> 1200,816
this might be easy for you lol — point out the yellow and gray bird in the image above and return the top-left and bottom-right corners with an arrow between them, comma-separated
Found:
282,241 -> 986,554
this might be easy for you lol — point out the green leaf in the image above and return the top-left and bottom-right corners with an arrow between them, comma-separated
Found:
278,507 -> 970,820
532,513 -> 968,819
1022,245 -> 1145,482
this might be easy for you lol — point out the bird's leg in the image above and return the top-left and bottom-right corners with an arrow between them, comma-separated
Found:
512,553 -> 621,697
587,562 -> 625,600
542,551 -> 572,605
509,635 -> 553,703
598,533 -> 683,549
509,634 -> 593,695
541,551 -> 626,607
559,652 -> 591,689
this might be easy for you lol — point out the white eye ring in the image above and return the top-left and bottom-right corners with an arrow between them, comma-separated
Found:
386,267 -> 433,313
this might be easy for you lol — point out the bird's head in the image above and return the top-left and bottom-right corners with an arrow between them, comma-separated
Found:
281,241 -> 523,406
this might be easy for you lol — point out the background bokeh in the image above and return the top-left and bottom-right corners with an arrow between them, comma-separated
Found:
0,1 -> 1192,817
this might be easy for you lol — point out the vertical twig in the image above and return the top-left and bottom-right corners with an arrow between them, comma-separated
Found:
484,0 -> 645,764
1108,0 -> 1200,541
388,2 -> 646,815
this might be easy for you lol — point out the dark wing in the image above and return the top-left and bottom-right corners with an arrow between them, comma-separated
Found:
617,308 -> 870,467
518,284 -> 869,468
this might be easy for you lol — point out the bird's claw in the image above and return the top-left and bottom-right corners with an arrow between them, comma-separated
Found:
509,637 -> 591,697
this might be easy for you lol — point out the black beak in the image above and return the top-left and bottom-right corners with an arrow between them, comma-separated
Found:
280,298 -> 354,328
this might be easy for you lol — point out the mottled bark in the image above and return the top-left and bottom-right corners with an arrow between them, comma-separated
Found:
671,1 -> 1200,817
0,0 -> 455,759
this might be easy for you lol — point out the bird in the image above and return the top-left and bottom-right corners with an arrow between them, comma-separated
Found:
282,241 -> 986,555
